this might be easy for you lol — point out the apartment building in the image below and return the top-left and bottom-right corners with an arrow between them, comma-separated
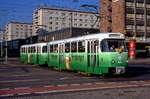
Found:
5,22 -> 33,41
100,0 -> 150,39
33,8 -> 100,34
0,29 -> 5,42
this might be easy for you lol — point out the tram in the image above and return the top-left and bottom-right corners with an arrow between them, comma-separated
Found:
47,33 -> 128,75
20,33 -> 128,75
20,43 -> 47,65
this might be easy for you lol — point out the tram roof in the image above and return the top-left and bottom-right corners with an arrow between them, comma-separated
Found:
48,32 -> 124,44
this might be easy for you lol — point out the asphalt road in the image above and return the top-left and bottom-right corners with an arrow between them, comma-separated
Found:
1,58 -> 150,98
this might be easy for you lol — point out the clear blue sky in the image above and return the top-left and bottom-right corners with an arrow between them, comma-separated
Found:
0,0 -> 99,29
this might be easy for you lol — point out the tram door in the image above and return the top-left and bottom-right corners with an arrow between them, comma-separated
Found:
59,43 -> 65,68
87,40 -> 99,72
37,46 -> 40,64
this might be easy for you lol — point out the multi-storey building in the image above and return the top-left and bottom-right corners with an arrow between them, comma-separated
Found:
5,22 -> 33,41
33,8 -> 100,34
0,29 -> 5,42
100,0 -> 150,39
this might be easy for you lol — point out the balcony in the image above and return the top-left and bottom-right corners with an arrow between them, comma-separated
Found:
137,0 -> 144,3
126,7 -> 134,14
147,19 -> 150,26
136,7 -> 144,14
126,0 -> 134,2
136,18 -> 144,26
147,8 -> 150,15
126,18 -> 134,25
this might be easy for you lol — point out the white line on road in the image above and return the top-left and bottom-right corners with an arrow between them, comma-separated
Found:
0,88 -> 10,90
14,87 -> 30,90
0,79 -> 42,83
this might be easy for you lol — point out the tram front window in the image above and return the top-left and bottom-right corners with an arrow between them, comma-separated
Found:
101,39 -> 127,52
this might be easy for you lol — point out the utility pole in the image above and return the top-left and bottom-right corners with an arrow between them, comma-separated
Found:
5,37 -> 7,63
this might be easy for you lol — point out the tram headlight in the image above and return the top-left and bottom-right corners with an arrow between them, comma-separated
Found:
111,59 -> 115,64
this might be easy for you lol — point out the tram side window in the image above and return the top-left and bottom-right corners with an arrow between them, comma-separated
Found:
78,41 -> 85,52
33,47 -> 36,53
28,47 -> 30,53
42,46 -> 47,53
59,44 -> 64,53
101,40 -> 109,52
71,42 -> 77,52
21,48 -> 24,53
31,47 -> 33,53
50,45 -> 53,53
65,43 -> 70,53
54,44 -> 58,53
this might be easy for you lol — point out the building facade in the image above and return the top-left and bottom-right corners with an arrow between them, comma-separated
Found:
0,29 -> 5,42
5,22 -> 33,41
33,8 -> 100,34
100,0 -> 150,40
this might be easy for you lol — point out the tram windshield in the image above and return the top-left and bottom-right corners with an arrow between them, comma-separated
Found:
101,39 -> 127,52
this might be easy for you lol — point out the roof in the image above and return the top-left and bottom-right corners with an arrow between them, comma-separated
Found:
8,22 -> 33,25
21,43 -> 47,48
48,33 -> 125,44
36,7 -> 99,15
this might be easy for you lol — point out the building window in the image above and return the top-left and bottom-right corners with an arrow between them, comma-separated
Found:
49,17 -> 53,19
49,12 -> 53,14
49,27 -> 52,30
49,22 -> 53,24
55,27 -> 58,30
56,22 -> 58,25
79,19 -> 83,21
61,13 -> 66,16
74,23 -> 77,26
74,19 -> 77,21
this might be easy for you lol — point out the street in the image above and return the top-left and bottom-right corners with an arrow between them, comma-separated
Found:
0,58 -> 150,99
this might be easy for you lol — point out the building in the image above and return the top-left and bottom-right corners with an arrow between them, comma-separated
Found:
5,22 -> 33,41
38,27 -> 99,42
100,0 -> 150,39
0,29 -> 5,42
33,7 -> 100,34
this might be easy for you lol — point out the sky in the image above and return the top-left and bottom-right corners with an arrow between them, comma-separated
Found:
0,0 -> 99,29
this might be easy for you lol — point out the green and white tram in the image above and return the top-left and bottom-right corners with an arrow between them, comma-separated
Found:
47,33 -> 128,75
20,43 -> 47,65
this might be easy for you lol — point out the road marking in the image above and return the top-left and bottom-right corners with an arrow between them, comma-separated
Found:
14,87 -> 30,90
0,94 -> 14,97
57,84 -> 68,87
82,83 -> 93,85
18,93 -> 30,95
0,88 -> 10,90
0,74 -> 31,77
1,80 -> 150,97
0,79 -> 41,83
70,84 -> 80,86
44,85 -> 54,88
59,77 -> 69,80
